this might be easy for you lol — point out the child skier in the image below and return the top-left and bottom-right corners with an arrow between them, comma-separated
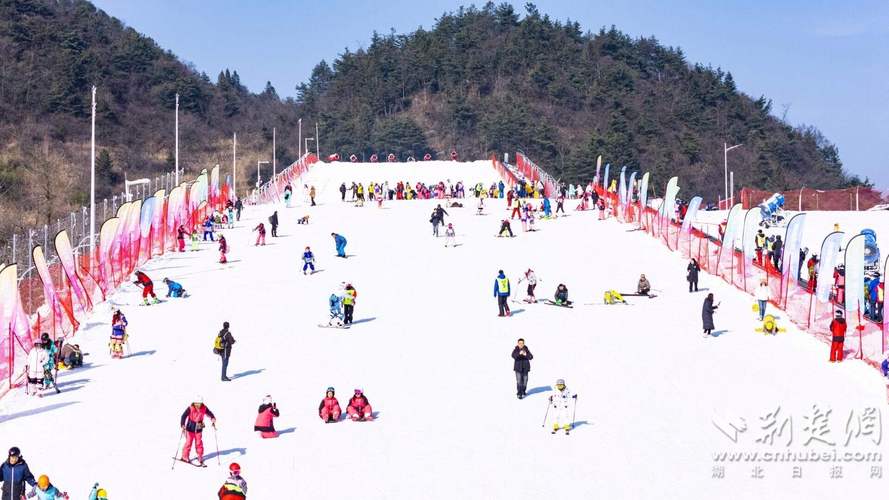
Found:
218,235 -> 228,264
134,270 -> 159,305
253,222 -> 266,246
346,388 -> 374,421
553,284 -> 572,306
637,274 -> 652,296
477,196 -> 485,215
110,309 -> 128,359
190,226 -> 200,251
179,397 -> 216,466
26,338 -> 48,396
494,270 -> 511,317
163,278 -> 186,298
319,387 -> 342,423
32,474 -> 67,499
218,463 -> 247,499
755,315 -> 786,335
498,219 -> 514,238
548,379 -> 577,434
254,395 -> 280,438
444,223 -> 457,247
88,484 -> 108,500
328,292 -> 345,327
302,246 -> 316,274
177,225 -> 189,252
518,269 -> 538,303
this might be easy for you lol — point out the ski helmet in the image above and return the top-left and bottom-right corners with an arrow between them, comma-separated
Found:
354,388 -> 363,395
229,462 -> 241,473
8,446 -> 20,457
836,310 -> 844,317
96,489 -> 108,499
40,332 -> 50,343
326,386 -> 335,394
223,321 -> 230,329
556,379 -> 566,386
193,395 -> 203,404
262,395 -> 273,405
37,475 -> 49,489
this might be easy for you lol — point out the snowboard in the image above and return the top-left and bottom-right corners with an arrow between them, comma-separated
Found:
318,324 -> 351,330
543,299 -> 574,308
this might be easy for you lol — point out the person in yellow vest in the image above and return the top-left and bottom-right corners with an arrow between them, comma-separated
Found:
603,290 -> 627,304
368,182 -> 375,201
357,183 -> 365,202
494,270 -> 511,317
755,314 -> 786,335
608,179 -> 617,193
343,284 -> 357,325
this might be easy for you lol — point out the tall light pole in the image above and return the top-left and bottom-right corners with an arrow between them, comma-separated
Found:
89,85 -> 97,252
305,137 -> 314,158
175,93 -> 179,185
723,142 -> 742,207
298,118 -> 302,157
315,122 -> 320,158
232,132 -> 237,199
272,126 -> 276,179
257,160 -> 270,187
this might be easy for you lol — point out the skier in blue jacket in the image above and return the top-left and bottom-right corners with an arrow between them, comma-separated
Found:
542,197 -> 552,218
1,447 -> 37,499
303,246 -> 316,275
332,233 -> 347,258
163,278 -> 186,298
328,292 -> 345,326
494,270 -> 511,317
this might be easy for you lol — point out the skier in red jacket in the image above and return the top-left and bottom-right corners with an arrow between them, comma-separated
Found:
180,397 -> 216,465
134,271 -> 159,305
346,389 -> 374,421
829,310 -> 847,362
319,387 -> 341,423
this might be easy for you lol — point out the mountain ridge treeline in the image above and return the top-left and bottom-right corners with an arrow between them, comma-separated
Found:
0,0 -> 867,246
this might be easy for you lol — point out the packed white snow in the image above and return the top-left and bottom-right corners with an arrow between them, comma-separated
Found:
0,161 -> 886,499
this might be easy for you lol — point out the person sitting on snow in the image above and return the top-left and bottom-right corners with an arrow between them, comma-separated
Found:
755,314 -> 786,335
319,387 -> 342,423
254,395 -> 280,438
346,389 -> 374,421
554,284 -> 572,305
163,278 -> 186,298
637,274 -> 651,295
603,290 -> 627,305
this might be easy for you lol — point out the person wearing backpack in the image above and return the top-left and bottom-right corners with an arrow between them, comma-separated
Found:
214,322 -> 236,381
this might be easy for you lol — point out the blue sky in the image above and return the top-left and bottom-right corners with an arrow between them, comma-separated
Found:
92,0 -> 889,188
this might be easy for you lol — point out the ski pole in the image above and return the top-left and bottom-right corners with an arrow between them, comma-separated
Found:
541,400 -> 551,427
571,395 -> 578,429
213,424 -> 221,465
171,430 -> 185,470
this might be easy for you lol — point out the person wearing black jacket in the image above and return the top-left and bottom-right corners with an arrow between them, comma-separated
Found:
268,211 -> 279,237
234,198 -> 243,221
433,204 -> 449,223
339,183 -> 347,201
0,446 -> 36,499
702,293 -> 718,337
218,322 -> 236,381
687,258 -> 700,292
772,235 -> 783,272
511,339 -> 534,399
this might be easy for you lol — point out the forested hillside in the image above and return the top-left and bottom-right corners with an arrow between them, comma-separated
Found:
297,3 -> 865,198
0,0 -> 300,240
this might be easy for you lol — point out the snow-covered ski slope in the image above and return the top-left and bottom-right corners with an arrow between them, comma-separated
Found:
1,162 -> 886,499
